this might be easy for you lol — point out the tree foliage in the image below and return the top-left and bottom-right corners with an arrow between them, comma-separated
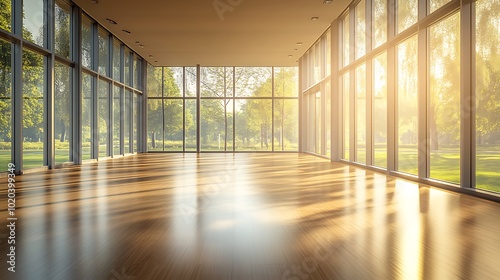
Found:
147,67 -> 298,150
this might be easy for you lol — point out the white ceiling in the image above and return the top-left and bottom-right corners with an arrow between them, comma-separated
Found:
73,0 -> 350,67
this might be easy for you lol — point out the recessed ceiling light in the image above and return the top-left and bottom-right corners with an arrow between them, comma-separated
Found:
288,55 -> 293,58
106,18 -> 117,25
89,0 -> 98,4
122,29 -> 131,34
154,60 -> 158,63
311,17 -> 319,21
294,48 -> 298,51
149,55 -> 154,58
139,44 -> 145,48
323,0 -> 333,4
135,41 -> 140,44
297,42 -> 303,46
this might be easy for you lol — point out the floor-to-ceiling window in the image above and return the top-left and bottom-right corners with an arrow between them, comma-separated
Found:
303,0 -> 500,195
396,36 -> 418,175
0,39 -> 12,169
22,49 -> 46,169
302,30 -> 331,157
147,66 -> 298,152
0,0 -> 144,173
476,0 -> 500,193
428,12 -> 461,183
373,52 -> 387,168
54,62 -> 72,164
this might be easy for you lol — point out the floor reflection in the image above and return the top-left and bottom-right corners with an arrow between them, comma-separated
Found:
1,153 -> 499,280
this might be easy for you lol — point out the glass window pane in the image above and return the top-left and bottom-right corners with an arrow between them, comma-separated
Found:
124,50 -> 131,86
82,73 -> 92,160
274,67 -> 299,151
185,100 -> 197,151
235,99 -> 271,151
274,67 -> 298,98
343,73 -> 350,160
113,39 -> 121,81
147,65 -> 162,97
55,2 -> 71,59
201,99 -> 224,151
397,36 -> 418,175
202,67 -> 234,97
0,0 -> 12,32
98,80 -> 109,157
314,42 -> 320,83
325,80 -> 331,157
235,67 -> 272,97
306,93 -> 316,153
343,15 -> 350,67
185,67 -> 197,97
315,92 -> 322,154
274,99 -> 298,151
476,0 -> 500,193
397,0 -> 418,34
23,49 -> 45,169
113,86 -> 121,156
23,0 -> 45,46
165,67 -> 183,97
356,0 -> 366,59
0,39 -> 12,171
356,64 -> 366,163
430,0 -> 451,13
373,52 -> 388,168
133,94 -> 138,152
148,99 -> 163,151
98,29 -> 109,76
164,99 -> 183,151
429,13 -> 460,184
124,90 -> 132,153
54,62 -> 71,164
325,31 -> 331,77
82,17 -> 92,69
373,0 -> 387,48
134,57 -> 140,89
303,51 -> 310,88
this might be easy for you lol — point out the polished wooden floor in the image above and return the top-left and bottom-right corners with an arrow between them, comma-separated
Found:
1,153 -> 499,280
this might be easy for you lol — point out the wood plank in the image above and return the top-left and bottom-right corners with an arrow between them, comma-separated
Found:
0,153 -> 499,279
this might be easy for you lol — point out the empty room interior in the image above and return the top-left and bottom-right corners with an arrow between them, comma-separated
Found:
1,0 -> 500,279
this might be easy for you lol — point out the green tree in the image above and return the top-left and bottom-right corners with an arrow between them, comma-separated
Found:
476,0 -> 500,144
147,67 -> 184,148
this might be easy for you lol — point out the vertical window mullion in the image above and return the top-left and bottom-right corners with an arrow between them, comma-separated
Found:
12,0 -> 23,173
46,0 -> 55,167
417,0 -> 428,179
73,5 -> 82,165
272,67 -> 275,152
366,0 -> 373,165
461,1 -> 474,188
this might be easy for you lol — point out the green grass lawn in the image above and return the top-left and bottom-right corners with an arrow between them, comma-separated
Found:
1,143 -> 498,193
347,146 -> 500,193
147,140 -> 298,152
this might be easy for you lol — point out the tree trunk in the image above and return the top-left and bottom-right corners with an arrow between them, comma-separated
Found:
60,120 -> 66,142
265,128 -> 268,149
152,132 -> 156,149
224,103 -> 228,151
260,124 -> 264,149
430,119 -> 439,151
